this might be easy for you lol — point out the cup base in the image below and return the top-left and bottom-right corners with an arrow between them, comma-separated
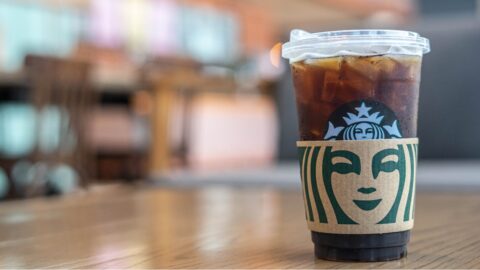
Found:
314,244 -> 407,262
312,231 -> 409,262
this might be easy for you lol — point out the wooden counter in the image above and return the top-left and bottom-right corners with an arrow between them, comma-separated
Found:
0,185 -> 479,268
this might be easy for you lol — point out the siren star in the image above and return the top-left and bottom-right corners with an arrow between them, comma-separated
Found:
355,102 -> 372,117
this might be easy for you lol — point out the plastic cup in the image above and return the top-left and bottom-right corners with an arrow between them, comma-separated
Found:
282,29 -> 430,261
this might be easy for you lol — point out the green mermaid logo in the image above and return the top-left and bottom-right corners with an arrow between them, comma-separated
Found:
298,100 -> 416,233
298,139 -> 417,229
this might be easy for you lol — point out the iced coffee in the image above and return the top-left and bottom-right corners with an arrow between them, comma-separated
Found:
283,30 -> 430,261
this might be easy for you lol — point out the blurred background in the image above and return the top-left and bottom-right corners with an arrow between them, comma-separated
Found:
0,0 -> 479,200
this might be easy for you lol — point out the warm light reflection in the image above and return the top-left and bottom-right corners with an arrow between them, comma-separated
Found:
151,190 -> 176,266
269,42 -> 282,68
93,244 -> 146,268
0,252 -> 25,268
255,191 -> 280,243
197,188 -> 233,254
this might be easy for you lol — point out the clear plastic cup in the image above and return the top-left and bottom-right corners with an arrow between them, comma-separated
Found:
283,29 -> 430,261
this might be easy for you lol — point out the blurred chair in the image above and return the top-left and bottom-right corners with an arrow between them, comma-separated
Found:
0,55 -> 92,199
25,55 -> 92,195
75,43 -> 149,181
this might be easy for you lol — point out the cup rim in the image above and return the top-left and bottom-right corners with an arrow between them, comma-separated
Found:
282,29 -> 430,61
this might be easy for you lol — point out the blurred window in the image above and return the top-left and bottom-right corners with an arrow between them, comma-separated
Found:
0,1 -> 83,71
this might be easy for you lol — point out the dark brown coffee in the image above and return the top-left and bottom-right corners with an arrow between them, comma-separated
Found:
291,54 -> 422,261
292,55 -> 422,140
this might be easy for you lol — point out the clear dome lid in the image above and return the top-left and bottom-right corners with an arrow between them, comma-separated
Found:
282,29 -> 430,63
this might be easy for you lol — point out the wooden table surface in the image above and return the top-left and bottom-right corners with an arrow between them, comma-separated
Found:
0,185 -> 479,269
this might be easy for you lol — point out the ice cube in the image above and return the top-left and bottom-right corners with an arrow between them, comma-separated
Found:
291,62 -> 307,72
320,71 -> 340,102
291,63 -> 314,103
300,101 -> 336,140
304,57 -> 342,71
336,80 -> 375,102
372,56 -> 397,75
381,55 -> 422,81
341,56 -> 380,82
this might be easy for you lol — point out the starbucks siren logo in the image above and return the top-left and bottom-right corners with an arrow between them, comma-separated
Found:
297,100 -> 416,233
324,100 -> 402,140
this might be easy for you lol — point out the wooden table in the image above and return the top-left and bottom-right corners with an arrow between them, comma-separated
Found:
0,185 -> 479,268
